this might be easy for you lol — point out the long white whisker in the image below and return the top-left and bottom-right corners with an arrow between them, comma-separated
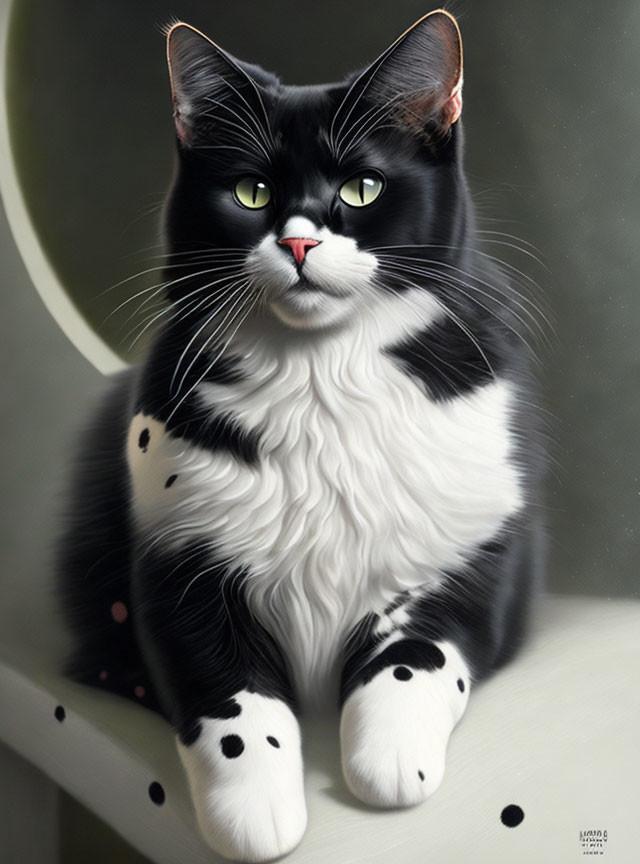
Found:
166,285 -> 261,425
170,279 -> 251,395
375,273 -> 496,383
202,100 -> 272,162
375,251 -> 550,333
101,263 -> 243,321
377,258 -> 546,347
216,76 -> 275,153
125,284 -> 231,349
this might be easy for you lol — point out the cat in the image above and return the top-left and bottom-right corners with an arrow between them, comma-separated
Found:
56,10 -> 546,863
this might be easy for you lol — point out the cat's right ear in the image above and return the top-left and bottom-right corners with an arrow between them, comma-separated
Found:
166,22 -> 267,147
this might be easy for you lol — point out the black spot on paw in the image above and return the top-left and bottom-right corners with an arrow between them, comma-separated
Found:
54,705 -> 66,723
457,678 -> 465,692
418,770 -> 425,781
267,736 -> 280,748
148,782 -> 165,805
164,474 -> 178,488
220,734 -> 245,758
393,666 -> 413,681
138,428 -> 150,452
216,698 -> 242,719
500,804 -> 524,828
358,640 -> 445,687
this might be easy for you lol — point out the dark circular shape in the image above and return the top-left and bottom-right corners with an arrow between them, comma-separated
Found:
500,804 -> 524,828
54,705 -> 66,723
267,736 -> 280,748
393,666 -> 413,681
165,474 -> 178,489
138,428 -> 150,452
148,782 -> 165,806
418,770 -> 425,781
220,734 -> 245,759
457,678 -> 465,693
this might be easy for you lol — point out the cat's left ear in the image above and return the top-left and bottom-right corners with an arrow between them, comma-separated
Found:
338,10 -> 463,144
166,22 -> 273,146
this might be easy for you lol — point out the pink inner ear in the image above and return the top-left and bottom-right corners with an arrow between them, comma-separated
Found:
448,89 -> 463,126
441,77 -> 463,129
173,99 -> 189,142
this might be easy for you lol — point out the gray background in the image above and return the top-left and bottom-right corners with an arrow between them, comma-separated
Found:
1,0 -> 639,860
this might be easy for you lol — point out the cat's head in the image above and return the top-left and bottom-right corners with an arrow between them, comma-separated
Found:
164,11 -> 466,334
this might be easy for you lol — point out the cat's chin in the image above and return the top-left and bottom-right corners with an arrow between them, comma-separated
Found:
267,291 -> 353,331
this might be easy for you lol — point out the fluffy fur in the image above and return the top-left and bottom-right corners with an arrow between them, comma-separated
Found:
56,11 -> 546,862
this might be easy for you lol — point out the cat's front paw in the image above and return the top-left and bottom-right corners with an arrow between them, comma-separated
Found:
177,691 -> 307,862
340,641 -> 469,808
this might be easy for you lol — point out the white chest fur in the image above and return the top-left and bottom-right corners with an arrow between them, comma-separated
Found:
127,316 -> 523,707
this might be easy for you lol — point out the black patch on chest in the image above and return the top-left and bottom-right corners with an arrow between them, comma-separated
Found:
181,411 -> 259,464
135,325 -> 260,464
386,315 -> 500,401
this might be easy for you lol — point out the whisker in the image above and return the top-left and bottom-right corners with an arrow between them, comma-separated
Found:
101,263 -> 244,322
124,284 -> 230,350
374,251 -> 552,338
375,273 -> 496,383
375,256 -> 549,348
166,284 -> 261,425
170,279 -> 251,395
215,75 -> 275,153
202,101 -> 272,162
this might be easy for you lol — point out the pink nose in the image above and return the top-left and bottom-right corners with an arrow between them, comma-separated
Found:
278,237 -> 321,266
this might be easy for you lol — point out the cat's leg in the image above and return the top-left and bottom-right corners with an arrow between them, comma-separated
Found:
133,540 -> 306,863
340,620 -> 470,807
339,531 -> 540,808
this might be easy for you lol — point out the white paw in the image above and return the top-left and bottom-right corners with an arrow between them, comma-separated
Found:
177,691 -> 307,862
340,641 -> 470,808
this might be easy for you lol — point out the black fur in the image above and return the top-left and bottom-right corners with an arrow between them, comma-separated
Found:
132,540 -> 297,746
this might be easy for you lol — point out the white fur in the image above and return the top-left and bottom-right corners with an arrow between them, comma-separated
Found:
176,691 -> 306,862
127,282 -> 523,708
373,602 -> 412,637
340,641 -> 470,807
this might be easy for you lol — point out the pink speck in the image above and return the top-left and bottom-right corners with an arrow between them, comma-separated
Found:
99,669 -> 108,681
134,685 -> 146,699
111,601 -> 128,623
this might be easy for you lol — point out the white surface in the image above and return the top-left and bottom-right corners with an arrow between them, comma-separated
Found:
0,594 -> 638,863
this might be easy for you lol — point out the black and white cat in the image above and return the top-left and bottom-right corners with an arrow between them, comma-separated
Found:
57,10 -> 545,862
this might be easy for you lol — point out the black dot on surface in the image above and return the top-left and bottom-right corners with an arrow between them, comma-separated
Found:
138,428 -> 150,452
54,705 -> 65,723
393,666 -> 413,681
418,770 -> 425,781
457,678 -> 465,692
500,804 -> 524,828
220,734 -> 245,759
267,736 -> 280,748
148,782 -> 165,806
165,474 -> 178,489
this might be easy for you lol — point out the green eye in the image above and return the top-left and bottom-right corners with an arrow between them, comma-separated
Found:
339,174 -> 384,207
234,177 -> 271,209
